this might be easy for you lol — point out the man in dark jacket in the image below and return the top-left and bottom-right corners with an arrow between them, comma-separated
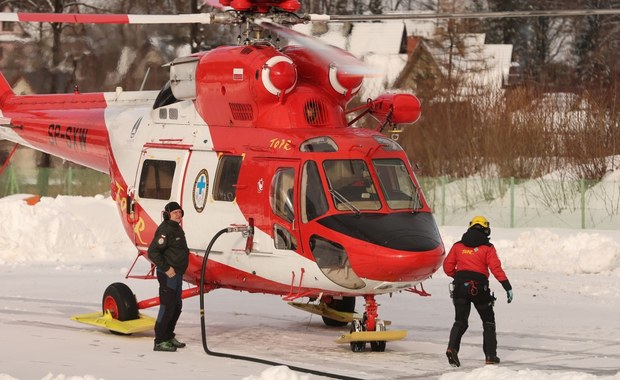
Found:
148,201 -> 190,352
443,216 -> 513,367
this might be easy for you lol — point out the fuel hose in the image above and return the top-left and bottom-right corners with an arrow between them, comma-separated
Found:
199,227 -> 363,380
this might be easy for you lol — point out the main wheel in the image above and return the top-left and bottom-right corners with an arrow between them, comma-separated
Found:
102,282 -> 139,321
322,296 -> 356,327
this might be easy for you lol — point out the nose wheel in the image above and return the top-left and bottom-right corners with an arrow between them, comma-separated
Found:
336,295 -> 405,352
350,319 -> 366,352
370,320 -> 387,352
349,316 -> 387,352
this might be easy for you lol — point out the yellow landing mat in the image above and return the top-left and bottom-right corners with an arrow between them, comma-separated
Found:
336,329 -> 407,344
71,311 -> 155,335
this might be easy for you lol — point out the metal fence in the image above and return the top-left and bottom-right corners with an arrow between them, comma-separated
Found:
0,166 -> 109,197
1,166 -> 618,230
419,176 -> 620,230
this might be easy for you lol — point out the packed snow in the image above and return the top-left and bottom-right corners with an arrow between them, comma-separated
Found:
0,194 -> 619,380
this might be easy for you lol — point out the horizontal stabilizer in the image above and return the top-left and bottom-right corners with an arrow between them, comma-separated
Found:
335,329 -> 407,343
71,311 -> 155,335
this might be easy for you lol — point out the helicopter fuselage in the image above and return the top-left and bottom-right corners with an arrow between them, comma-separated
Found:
0,42 -> 445,302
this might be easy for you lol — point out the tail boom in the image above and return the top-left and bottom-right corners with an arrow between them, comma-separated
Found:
0,91 -> 111,173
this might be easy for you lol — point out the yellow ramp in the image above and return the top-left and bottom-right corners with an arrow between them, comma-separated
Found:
72,311 -> 155,335
336,329 -> 407,344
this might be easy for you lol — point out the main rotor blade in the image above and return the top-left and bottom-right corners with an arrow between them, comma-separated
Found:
257,19 -> 379,76
0,12 -> 214,24
307,8 -> 620,22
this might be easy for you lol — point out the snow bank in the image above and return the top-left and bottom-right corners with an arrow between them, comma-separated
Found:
493,229 -> 620,274
0,195 -> 135,265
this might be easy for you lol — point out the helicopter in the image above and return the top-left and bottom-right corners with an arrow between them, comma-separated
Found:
1,1 -> 617,354
0,0 -> 445,353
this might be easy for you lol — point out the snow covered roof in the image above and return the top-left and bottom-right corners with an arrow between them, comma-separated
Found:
348,21 -> 405,56
403,19 -> 438,39
429,33 -> 513,89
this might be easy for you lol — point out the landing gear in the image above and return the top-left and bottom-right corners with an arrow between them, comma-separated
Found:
102,282 -> 139,322
72,282 -> 155,335
337,295 -> 403,352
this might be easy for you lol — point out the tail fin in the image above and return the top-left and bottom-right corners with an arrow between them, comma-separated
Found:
0,72 -> 14,105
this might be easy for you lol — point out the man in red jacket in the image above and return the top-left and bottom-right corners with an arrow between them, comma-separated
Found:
443,216 -> 513,367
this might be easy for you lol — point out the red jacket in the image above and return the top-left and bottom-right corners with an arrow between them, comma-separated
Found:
443,228 -> 511,290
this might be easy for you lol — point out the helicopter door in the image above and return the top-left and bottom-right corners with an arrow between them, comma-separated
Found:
270,165 -> 301,253
131,147 -> 189,248
179,149 -> 221,252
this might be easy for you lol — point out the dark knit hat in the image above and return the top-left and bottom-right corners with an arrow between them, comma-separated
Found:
164,201 -> 182,213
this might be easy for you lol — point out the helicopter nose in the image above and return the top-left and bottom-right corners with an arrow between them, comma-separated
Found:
349,234 -> 445,282
317,212 -> 445,282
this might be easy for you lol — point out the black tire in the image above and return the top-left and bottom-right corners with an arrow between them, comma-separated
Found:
370,340 -> 386,352
351,341 -> 366,352
349,319 -> 366,352
322,296 -> 356,327
102,282 -> 139,321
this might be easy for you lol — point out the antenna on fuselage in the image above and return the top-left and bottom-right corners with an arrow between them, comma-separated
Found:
140,66 -> 151,91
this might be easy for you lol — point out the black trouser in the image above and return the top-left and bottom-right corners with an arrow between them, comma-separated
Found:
154,269 -> 183,344
448,281 -> 497,357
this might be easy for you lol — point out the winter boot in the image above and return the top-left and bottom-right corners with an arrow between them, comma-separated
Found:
169,337 -> 186,348
154,340 -> 177,352
446,348 -> 460,367
485,356 -> 500,364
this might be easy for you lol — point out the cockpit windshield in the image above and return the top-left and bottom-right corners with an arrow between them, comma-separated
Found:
300,158 -> 423,220
323,160 -> 381,211
373,158 -> 423,210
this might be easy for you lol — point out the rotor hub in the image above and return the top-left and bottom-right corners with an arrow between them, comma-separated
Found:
219,0 -> 301,13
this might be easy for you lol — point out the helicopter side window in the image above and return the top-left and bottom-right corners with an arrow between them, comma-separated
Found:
323,160 -> 381,211
301,160 -> 328,223
213,155 -> 243,201
138,159 -> 176,200
270,168 -> 295,223
300,136 -> 338,152
373,158 -> 423,210
273,224 -> 297,250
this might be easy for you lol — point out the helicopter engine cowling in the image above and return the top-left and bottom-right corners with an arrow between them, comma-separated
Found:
194,45 -> 301,128
193,45 -> 350,129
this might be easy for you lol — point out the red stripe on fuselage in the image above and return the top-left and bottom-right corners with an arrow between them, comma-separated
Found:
2,93 -> 110,172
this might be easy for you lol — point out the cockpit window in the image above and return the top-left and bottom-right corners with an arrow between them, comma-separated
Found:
323,160 -> 381,211
270,168 -> 295,223
372,136 -> 404,152
301,160 -> 329,223
300,136 -> 338,152
373,158 -> 423,210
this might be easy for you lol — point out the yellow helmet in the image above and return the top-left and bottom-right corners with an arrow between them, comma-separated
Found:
469,215 -> 490,229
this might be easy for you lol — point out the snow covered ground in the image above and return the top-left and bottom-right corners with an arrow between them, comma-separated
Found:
0,195 -> 619,380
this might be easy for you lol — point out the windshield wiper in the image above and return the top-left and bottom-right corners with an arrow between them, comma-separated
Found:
329,189 -> 361,216
410,189 -> 423,213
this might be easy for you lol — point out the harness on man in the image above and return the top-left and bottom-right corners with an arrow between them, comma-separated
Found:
450,280 -> 496,306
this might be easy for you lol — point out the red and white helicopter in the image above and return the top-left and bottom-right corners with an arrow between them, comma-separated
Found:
0,0 -> 444,352
1,1 -> 616,353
